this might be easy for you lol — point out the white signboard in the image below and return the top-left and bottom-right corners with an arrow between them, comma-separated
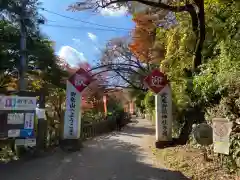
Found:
0,96 -> 37,110
8,129 -> 20,137
155,84 -> 172,141
24,138 -> 36,147
24,113 -> 35,129
36,108 -> 46,119
15,138 -> 36,147
15,139 -> 24,146
212,118 -> 232,155
7,113 -> 24,124
63,81 -> 81,139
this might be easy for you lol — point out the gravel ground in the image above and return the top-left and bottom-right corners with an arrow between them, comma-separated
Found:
154,145 -> 240,180
0,118 -> 189,180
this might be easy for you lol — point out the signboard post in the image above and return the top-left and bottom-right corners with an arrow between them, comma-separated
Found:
63,68 -> 92,140
212,118 -> 232,155
144,69 -> 173,144
0,95 -> 37,147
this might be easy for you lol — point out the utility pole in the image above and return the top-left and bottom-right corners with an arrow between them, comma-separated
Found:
19,0 -> 27,91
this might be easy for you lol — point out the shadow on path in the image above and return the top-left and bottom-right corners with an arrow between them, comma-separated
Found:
0,119 -> 190,180
126,126 -> 155,136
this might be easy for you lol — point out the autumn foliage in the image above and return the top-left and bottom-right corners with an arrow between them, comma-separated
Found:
129,13 -> 156,63
62,60 -> 106,112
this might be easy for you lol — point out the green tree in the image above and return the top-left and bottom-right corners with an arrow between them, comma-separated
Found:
0,0 -> 68,90
0,0 -> 68,151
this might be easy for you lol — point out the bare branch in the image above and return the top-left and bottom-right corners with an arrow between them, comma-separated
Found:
114,70 -> 143,90
101,0 -> 187,12
88,63 -> 146,91
100,84 -> 146,91
88,63 -> 144,73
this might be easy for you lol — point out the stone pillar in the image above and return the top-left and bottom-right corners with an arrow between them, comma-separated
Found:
155,85 -> 173,147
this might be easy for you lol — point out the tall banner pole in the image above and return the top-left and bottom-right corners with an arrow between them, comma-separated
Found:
64,81 -> 82,139
62,68 -> 92,150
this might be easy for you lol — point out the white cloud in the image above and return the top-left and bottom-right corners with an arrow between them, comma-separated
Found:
100,5 -> 128,16
87,32 -> 97,41
58,46 -> 87,67
72,38 -> 82,46
94,46 -> 100,52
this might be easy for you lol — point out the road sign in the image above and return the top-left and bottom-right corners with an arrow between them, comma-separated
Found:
20,129 -> 34,138
68,68 -> 92,93
144,69 -> 168,94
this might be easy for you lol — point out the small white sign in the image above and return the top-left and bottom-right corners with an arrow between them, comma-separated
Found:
24,139 -> 36,147
0,96 -> 37,110
15,138 -> 36,147
15,139 -> 25,146
7,113 -> 24,124
36,108 -> 46,119
212,118 -> 232,155
24,113 -> 35,129
8,129 -> 20,137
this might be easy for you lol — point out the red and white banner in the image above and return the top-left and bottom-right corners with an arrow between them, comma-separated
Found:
64,81 -> 82,139
63,68 -> 91,139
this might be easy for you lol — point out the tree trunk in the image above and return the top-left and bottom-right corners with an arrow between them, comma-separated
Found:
178,116 -> 194,144
178,107 -> 205,144
193,0 -> 206,71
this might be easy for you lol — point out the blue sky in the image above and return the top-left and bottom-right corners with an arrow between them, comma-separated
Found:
39,0 -> 134,67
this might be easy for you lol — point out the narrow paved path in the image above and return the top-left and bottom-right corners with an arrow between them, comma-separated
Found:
0,118 -> 189,180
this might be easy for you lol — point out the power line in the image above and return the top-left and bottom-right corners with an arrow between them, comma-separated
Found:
43,24 -> 130,32
41,8 -> 131,31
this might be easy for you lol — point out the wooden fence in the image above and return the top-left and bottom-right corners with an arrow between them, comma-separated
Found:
81,113 -> 130,140
81,118 -> 116,140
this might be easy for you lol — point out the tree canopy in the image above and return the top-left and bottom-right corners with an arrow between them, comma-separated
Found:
70,0 -> 205,71
0,0 -> 67,91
